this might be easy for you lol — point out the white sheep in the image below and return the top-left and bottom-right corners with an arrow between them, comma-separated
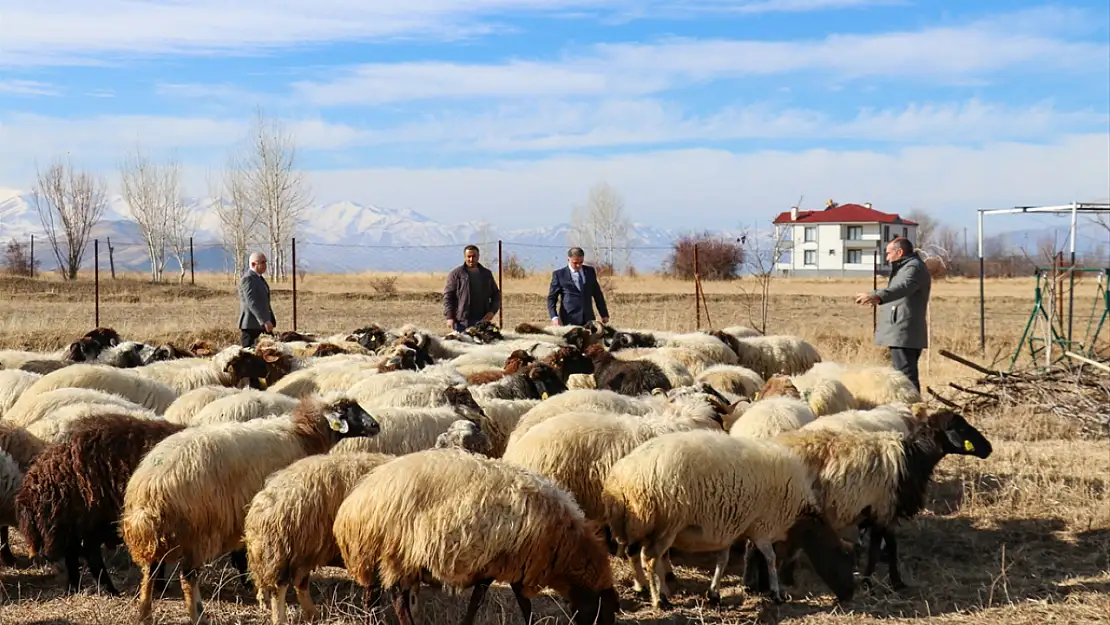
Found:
0,369 -> 43,418
4,387 -> 154,429
732,335 -> 822,379
162,386 -> 243,425
789,374 -> 857,416
121,393 -> 382,625
802,402 -> 925,436
129,346 -> 270,394
266,361 -> 383,398
25,402 -> 158,445
728,395 -> 816,438
9,364 -> 178,416
802,362 -> 920,409
694,363 -> 764,398
185,389 -> 301,426
601,429 -> 855,608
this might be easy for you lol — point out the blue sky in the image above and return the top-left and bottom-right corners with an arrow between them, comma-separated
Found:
0,0 -> 1108,231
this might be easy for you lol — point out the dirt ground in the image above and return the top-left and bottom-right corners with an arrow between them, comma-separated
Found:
0,271 -> 1107,624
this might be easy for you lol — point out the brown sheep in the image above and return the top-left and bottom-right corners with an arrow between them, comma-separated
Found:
757,374 -> 802,401
464,349 -> 536,385
584,344 -> 672,396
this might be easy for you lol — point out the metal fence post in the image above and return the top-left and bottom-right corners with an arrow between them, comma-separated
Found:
291,237 -> 298,331
498,239 -> 504,329
94,239 -> 100,327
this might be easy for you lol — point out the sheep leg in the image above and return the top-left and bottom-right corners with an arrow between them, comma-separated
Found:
0,526 -> 15,566
663,550 -> 677,585
753,539 -> 785,604
627,545 -> 649,595
268,584 -> 288,625
180,566 -> 208,625
510,581 -> 533,624
861,524 -> 885,590
391,587 -> 415,625
706,548 -> 729,606
742,542 -> 770,593
294,575 -> 316,622
460,578 -> 494,625
642,537 -> 676,611
81,540 -> 120,596
63,542 -> 83,593
882,529 -> 908,591
136,563 -> 156,625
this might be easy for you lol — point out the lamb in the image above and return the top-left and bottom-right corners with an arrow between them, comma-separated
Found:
694,363 -> 764,398
121,393 -> 381,625
162,386 -> 243,424
758,409 -> 994,591
732,335 -> 822,379
129,346 -> 271,393
800,362 -> 920,409
332,448 -> 620,625
4,387 -> 154,429
245,420 -> 491,625
0,369 -> 42,418
601,429 -> 855,608
9,364 -> 179,416
585,344 -> 672,396
729,395 -> 816,438
14,413 -> 187,595
502,403 -> 725,524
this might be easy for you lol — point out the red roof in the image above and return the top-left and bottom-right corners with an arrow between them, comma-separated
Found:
772,203 -> 917,226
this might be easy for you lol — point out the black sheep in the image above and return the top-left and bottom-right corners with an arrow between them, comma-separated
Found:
15,413 -> 187,595
584,344 -> 672,396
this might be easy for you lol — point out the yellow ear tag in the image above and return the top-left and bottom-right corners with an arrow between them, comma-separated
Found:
541,392 -> 549,400
330,418 -> 348,433
963,440 -> 975,452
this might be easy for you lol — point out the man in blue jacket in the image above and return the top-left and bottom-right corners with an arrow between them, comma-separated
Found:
547,247 -> 610,327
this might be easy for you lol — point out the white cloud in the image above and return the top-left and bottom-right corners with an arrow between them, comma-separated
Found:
0,0 -> 897,66
292,10 -> 1109,105
0,80 -> 60,96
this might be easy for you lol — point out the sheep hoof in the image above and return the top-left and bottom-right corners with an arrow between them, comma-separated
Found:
654,597 -> 673,611
664,571 -> 678,585
770,591 -> 786,604
706,590 -> 721,607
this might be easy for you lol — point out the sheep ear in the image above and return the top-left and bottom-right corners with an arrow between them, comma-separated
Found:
325,412 -> 349,433
224,362 -> 236,373
651,387 -> 665,396
910,402 -> 929,421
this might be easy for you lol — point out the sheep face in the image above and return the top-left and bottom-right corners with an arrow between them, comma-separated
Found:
112,341 -> 153,368
561,327 -> 591,351
189,339 -> 215,357
434,419 -> 492,455
254,345 -> 293,386
311,343 -> 348,357
757,374 -> 801,401
567,586 -> 619,625
224,350 -> 271,384
584,320 -> 616,342
524,362 -> 568,400
150,343 -> 192,362
350,325 -> 389,351
548,346 -> 594,378
783,510 -> 856,602
604,331 -> 654,352
64,337 -> 102,362
929,409 -> 993,459
379,346 -> 419,372
442,385 -> 484,416
322,399 -> 381,438
391,332 -> 434,368
465,320 -> 502,344
503,349 -> 537,373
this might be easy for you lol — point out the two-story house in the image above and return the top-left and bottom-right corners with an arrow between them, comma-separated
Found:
772,200 -> 918,277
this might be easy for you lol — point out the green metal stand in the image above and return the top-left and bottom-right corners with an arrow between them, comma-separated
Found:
1009,268 -> 1109,372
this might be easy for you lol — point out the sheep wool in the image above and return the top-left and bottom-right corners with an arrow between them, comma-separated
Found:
4,387 -> 153,429
185,389 -> 300,427
789,374 -> 857,417
805,362 -> 920,409
509,389 -> 665,446
25,402 -> 157,445
0,369 -> 42,418
0,449 -> 21,534
602,429 -> 851,607
333,448 -> 619,625
733,335 -> 822,379
331,405 -> 479,457
162,386 -> 243,425
245,452 -> 395,625
0,422 -> 45,471
694,364 -> 764,398
121,394 -> 381,625
729,396 -> 816,438
802,403 -> 924,436
10,364 -> 179,416
267,361 -> 382,398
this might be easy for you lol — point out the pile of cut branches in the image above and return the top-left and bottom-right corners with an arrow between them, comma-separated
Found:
927,349 -> 1110,437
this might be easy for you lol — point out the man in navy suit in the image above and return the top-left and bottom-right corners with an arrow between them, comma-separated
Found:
547,247 -> 610,326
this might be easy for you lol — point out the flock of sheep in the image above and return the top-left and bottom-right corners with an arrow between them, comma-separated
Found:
0,318 -> 994,625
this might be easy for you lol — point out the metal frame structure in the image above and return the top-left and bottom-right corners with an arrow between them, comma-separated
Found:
977,201 -> 1110,359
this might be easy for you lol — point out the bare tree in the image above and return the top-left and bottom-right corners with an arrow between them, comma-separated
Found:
162,159 -> 197,283
235,109 -> 311,282
119,146 -> 176,281
905,208 -> 937,248
210,164 -> 261,277
568,181 -> 632,273
736,223 -> 790,334
32,158 -> 107,280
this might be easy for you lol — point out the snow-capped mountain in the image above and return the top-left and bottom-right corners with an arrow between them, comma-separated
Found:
0,189 -> 716,274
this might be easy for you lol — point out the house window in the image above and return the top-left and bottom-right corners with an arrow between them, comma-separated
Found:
804,227 -> 816,242
846,226 -> 863,241
846,249 -> 862,264
803,250 -> 817,266
902,227 -> 908,239
884,225 -> 890,241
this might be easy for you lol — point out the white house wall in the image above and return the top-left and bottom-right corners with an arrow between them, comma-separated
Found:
776,220 -> 919,276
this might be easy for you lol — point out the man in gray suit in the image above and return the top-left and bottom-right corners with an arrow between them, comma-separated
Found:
238,252 -> 276,348
855,237 -> 931,392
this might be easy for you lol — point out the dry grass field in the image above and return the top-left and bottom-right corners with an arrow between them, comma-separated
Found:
0,271 -> 1107,625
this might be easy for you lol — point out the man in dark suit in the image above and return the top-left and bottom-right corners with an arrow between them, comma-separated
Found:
238,251 -> 276,348
547,247 -> 610,327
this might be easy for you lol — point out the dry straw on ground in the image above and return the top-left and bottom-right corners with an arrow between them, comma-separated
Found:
0,272 -> 1107,625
